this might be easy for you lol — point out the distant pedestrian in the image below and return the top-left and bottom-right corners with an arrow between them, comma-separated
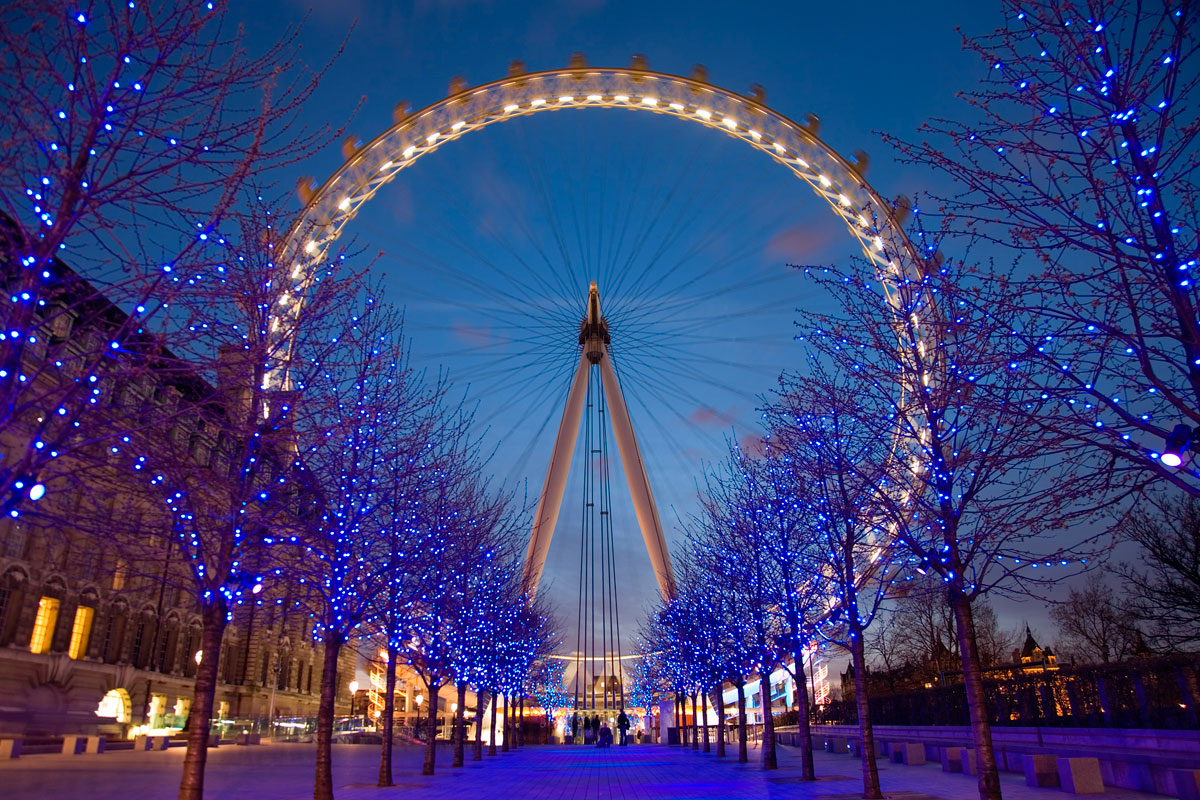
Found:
599,722 -> 613,748
570,713 -> 580,744
591,714 -> 600,742
616,709 -> 629,746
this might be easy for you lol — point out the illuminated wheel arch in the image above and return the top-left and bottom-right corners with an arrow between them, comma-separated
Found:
276,58 -> 927,598
277,60 -> 919,370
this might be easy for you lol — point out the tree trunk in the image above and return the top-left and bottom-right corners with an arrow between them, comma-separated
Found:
488,692 -> 498,756
715,687 -> 726,758
760,676 -> 777,769
951,591 -> 1002,800
313,631 -> 344,800
377,645 -> 398,786
516,694 -> 524,747
422,682 -> 440,775
791,647 -> 816,780
736,681 -> 748,763
177,600 -> 227,800
851,632 -> 881,798
702,691 -> 710,752
691,691 -> 699,750
452,681 -> 467,767
473,690 -> 486,761
501,693 -> 510,752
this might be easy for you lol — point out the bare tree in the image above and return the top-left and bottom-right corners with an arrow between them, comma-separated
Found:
1113,492 -> 1200,647
1050,576 -> 1141,663
869,579 -> 1019,689
887,0 -> 1200,495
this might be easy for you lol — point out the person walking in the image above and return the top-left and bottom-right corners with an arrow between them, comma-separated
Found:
591,714 -> 600,744
616,709 -> 629,746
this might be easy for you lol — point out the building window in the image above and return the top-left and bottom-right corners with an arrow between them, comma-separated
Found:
30,596 -> 60,654
132,619 -> 148,667
1,520 -> 28,559
68,606 -> 94,659
112,560 -> 128,591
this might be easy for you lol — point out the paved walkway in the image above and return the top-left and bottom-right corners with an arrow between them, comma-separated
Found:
0,739 -> 1175,800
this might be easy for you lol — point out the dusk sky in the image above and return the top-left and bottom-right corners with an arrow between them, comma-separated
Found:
227,0 -> 1044,662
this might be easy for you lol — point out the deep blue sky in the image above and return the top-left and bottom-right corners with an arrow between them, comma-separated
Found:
227,0 -> 1067,660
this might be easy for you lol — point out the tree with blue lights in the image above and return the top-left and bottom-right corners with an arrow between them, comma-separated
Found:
798,238 -> 1099,800
370,384 -> 476,784
0,0 -> 345,539
888,0 -> 1199,495
526,656 -> 571,738
718,439 -> 829,779
401,476 -> 527,775
764,369 -> 905,799
695,444 -> 793,768
289,294 -> 443,800
73,194 -> 363,800
658,530 -> 759,762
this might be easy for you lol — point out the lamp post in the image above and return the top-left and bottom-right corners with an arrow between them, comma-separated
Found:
349,680 -> 359,719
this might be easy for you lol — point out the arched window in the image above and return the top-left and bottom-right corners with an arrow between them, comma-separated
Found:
182,624 -> 202,678
101,599 -> 129,664
0,568 -> 28,646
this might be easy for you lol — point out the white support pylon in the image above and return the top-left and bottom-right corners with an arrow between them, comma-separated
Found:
521,282 -> 676,601
522,351 -> 590,592
597,346 -> 675,601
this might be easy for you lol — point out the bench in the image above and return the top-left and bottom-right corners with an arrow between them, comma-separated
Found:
941,746 -> 965,773
134,735 -> 169,751
1059,757 -> 1105,794
1025,754 -> 1060,787
1175,770 -> 1200,800
891,742 -> 925,765
62,735 -> 105,755
235,733 -> 261,746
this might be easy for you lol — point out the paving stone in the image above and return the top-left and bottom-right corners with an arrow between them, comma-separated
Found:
0,738 -> 1172,800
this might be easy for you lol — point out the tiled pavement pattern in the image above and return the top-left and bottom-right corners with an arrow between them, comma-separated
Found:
0,738 -> 1175,800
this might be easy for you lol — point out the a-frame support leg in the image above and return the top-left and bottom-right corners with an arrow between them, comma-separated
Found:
598,345 -> 676,601
521,352 -> 591,592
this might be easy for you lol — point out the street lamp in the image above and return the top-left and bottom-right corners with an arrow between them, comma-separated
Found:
1162,424 -> 1194,467
349,680 -> 359,716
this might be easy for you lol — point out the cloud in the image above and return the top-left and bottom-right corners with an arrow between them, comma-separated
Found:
688,405 -> 738,427
764,221 -> 840,264
451,320 -> 495,347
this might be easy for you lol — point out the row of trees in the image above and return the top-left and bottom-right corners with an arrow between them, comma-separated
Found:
0,4 -> 559,800
640,3 -> 1198,800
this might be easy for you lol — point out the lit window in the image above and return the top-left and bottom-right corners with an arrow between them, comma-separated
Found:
29,596 -> 60,654
68,606 -> 94,659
